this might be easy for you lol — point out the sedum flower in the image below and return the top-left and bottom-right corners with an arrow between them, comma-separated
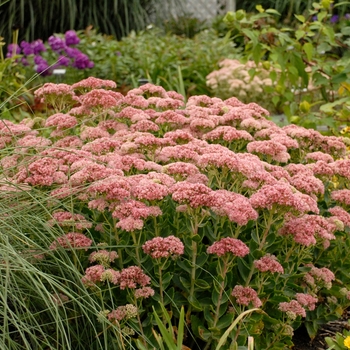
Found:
278,300 -> 306,320
231,285 -> 262,308
254,254 -> 284,274
207,237 -> 249,258
142,236 -> 184,259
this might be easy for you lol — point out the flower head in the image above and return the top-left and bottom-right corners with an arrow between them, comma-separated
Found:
142,236 -> 184,259
207,238 -> 249,257
231,285 -> 262,308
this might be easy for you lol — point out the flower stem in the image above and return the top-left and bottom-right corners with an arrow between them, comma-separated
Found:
131,231 -> 141,267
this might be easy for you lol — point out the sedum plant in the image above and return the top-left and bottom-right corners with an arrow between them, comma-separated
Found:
1,77 -> 350,349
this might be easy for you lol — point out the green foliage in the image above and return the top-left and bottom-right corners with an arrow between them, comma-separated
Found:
59,27 -> 238,98
0,0 -> 183,44
325,327 -> 350,349
223,1 -> 350,133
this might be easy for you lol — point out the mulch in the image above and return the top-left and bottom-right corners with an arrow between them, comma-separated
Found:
292,310 -> 350,349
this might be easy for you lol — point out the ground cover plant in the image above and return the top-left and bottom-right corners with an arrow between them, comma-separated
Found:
1,77 -> 350,349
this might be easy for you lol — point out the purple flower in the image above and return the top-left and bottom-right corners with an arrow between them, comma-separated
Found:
34,55 -> 51,76
20,41 -> 33,55
64,46 -> 81,58
73,53 -> 94,69
48,35 -> 66,52
345,13 -> 350,20
6,44 -> 21,57
56,55 -> 71,67
32,39 -> 46,54
330,15 -> 339,24
65,30 -> 80,46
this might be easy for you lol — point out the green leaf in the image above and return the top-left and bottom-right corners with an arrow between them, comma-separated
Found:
215,313 -> 235,330
188,295 -> 204,311
331,73 -> 348,84
341,26 -> 350,36
176,306 -> 185,350
303,42 -> 314,61
266,9 -> 281,15
152,305 -> 177,350
295,29 -> 305,40
194,279 -> 211,289
294,15 -> 306,23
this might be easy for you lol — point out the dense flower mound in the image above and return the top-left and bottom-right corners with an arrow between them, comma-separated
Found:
2,78 -> 350,349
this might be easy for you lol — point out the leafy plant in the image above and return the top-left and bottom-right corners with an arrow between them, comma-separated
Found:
223,0 -> 350,133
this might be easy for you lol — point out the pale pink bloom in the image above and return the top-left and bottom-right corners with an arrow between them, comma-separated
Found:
185,173 -> 209,185
79,89 -> 123,109
210,189 -> 258,225
304,265 -> 335,289
231,285 -> 262,308
52,135 -> 83,148
16,134 -> 52,148
295,293 -> 318,311
278,300 -> 306,319
269,133 -> 299,149
88,175 -> 131,200
207,237 -> 249,257
329,206 -> 350,227
82,265 -> 105,285
289,173 -> 324,196
247,140 -> 290,163
130,120 -> 159,132
157,145 -> 200,163
45,113 -> 77,130
320,136 -> 347,157
89,250 -> 118,266
142,236 -> 184,259
0,120 -> 32,136
254,254 -> 284,273
98,120 -> 127,133
112,200 -> 162,220
197,150 -> 239,172
107,304 -> 138,322
155,110 -> 188,125
308,160 -> 334,177
331,189 -> 350,206
305,151 -> 334,163
167,90 -> 185,101
116,217 -> 144,231
50,232 -> 92,250
163,129 -> 194,143
163,162 -> 200,179
332,159 -> 350,179
285,163 -> 314,176
49,211 -> 92,230
35,82 -> 74,99
72,76 -> 117,90
134,287 -> 155,299
123,93 -> 149,108
80,126 -> 110,141
82,137 -> 121,155
88,199 -> 109,212
203,126 -> 253,142
279,215 -> 336,246
171,181 -> 215,208
130,178 -> 169,201
249,182 -> 310,213
156,97 -> 184,109
113,266 -> 151,289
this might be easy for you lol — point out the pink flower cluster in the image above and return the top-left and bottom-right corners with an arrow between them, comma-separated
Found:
49,232 -> 92,250
49,211 -> 92,230
107,304 -> 138,322
142,236 -> 184,259
207,238 -> 249,257
254,254 -> 284,274
231,285 -> 262,308
278,300 -> 306,319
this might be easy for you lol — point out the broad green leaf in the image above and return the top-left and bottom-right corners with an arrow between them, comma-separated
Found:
303,42 -> 314,61
294,15 -> 305,23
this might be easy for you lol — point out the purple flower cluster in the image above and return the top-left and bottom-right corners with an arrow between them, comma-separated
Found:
6,30 -> 94,76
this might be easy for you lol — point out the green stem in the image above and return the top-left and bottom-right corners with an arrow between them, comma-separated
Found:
158,264 -> 164,306
131,231 -> 141,267
113,219 -> 123,269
